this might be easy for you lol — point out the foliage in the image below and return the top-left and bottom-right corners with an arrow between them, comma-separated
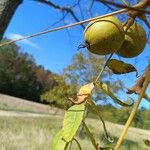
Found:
52,50 -> 150,149
62,104 -> 85,142
63,51 -> 124,103
41,51 -> 124,108
41,76 -> 76,109
0,0 -> 149,149
0,39 -> 57,101
88,104 -> 150,130
50,0 -> 150,147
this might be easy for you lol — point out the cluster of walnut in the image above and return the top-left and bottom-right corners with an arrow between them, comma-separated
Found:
84,16 -> 147,58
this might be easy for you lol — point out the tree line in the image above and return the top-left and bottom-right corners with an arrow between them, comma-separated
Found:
0,39 -> 57,102
0,39 -> 123,106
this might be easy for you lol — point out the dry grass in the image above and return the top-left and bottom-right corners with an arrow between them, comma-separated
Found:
0,116 -> 96,150
0,94 -> 149,149
85,118 -> 150,150
0,94 -> 63,115
0,116 -> 58,150
0,115 -> 149,150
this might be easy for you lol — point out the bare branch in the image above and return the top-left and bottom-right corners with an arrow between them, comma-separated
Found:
37,0 -> 66,11
95,0 -> 150,14
1,0 -> 150,47
0,8 -> 127,47
36,0 -> 85,28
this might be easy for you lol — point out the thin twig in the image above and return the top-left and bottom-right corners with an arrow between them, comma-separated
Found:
96,0 -> 150,13
94,53 -> 114,83
36,0 -> 85,28
2,0 -> 150,48
0,9 -> 127,47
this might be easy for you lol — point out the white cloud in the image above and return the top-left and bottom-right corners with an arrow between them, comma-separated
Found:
7,33 -> 40,49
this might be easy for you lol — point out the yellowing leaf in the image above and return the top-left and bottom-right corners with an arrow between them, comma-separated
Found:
63,104 -> 85,142
78,82 -> 95,95
70,82 -> 95,104
98,82 -> 133,107
51,129 -> 67,150
144,139 -> 150,146
107,59 -> 137,75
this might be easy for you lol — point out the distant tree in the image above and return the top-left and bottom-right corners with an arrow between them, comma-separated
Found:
63,51 -> 124,104
41,76 -> 76,109
35,65 -> 57,94
0,39 -> 56,101
41,51 -> 124,107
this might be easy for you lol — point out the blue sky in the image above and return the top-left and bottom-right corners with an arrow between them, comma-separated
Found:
5,0 -> 81,73
4,0 -> 150,108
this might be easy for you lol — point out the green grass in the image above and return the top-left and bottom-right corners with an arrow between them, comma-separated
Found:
0,115 -> 149,150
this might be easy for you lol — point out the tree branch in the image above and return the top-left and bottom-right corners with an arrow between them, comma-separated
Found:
0,8 -> 127,47
0,0 -> 23,41
36,0 -> 85,29
96,0 -> 150,14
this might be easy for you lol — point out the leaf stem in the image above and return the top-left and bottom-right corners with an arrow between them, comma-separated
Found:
73,138 -> 83,150
87,100 -> 113,143
82,120 -> 98,149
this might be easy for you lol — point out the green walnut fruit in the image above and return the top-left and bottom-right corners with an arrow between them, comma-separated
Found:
84,16 -> 125,55
116,23 -> 147,58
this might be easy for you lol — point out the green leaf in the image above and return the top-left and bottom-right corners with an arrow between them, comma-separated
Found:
98,82 -> 133,107
144,139 -> 150,146
63,104 -> 85,142
82,121 -> 98,149
51,129 -> 67,150
107,59 -> 137,75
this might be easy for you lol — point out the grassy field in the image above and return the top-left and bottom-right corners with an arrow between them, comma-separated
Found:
0,94 -> 149,150
0,94 -> 63,115
0,116 -> 96,150
0,115 -> 149,150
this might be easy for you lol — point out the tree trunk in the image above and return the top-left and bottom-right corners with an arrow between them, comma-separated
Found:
0,0 -> 23,41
